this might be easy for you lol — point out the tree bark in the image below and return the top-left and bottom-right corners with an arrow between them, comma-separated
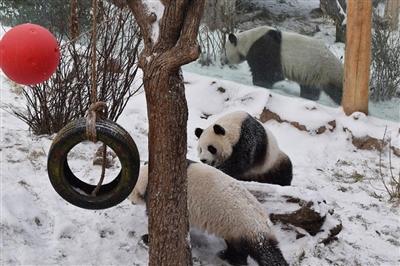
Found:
385,0 -> 400,30
343,0 -> 372,115
203,0 -> 236,32
127,1 -> 205,265
69,0 -> 79,40
320,0 -> 347,43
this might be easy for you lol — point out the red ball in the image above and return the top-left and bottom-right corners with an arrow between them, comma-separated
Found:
0,23 -> 60,85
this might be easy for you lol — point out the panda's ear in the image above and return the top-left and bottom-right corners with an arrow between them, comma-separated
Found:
213,124 -> 225,135
228,33 -> 237,46
195,128 -> 203,138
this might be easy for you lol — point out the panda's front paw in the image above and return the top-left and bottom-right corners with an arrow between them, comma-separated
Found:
141,234 -> 149,245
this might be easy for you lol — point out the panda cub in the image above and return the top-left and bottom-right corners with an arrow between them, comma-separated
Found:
195,111 -> 292,186
130,161 -> 288,266
225,26 -> 344,104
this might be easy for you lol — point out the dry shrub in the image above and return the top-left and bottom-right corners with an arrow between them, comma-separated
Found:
12,3 -> 142,135
378,128 -> 400,202
370,13 -> 400,101
199,0 -> 237,66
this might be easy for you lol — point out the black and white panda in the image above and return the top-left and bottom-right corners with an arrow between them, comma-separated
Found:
130,161 -> 288,266
225,26 -> 343,104
195,111 -> 293,186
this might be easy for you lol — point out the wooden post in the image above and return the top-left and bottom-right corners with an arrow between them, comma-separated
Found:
342,0 -> 372,115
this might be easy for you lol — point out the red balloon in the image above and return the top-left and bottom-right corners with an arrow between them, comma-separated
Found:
0,23 -> 60,85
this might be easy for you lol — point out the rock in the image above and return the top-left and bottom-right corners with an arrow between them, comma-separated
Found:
246,183 -> 342,245
260,108 -> 336,135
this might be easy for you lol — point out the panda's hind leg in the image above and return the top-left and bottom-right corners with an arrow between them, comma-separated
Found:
300,85 -> 321,101
218,239 -> 249,266
323,82 -> 343,105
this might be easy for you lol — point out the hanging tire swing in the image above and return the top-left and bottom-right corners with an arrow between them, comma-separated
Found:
47,0 -> 140,210
48,118 -> 140,209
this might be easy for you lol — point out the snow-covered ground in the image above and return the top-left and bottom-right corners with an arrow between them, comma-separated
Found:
1,4 -> 400,264
1,68 -> 400,265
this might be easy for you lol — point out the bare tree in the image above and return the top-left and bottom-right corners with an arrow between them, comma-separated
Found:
69,0 -> 79,40
202,0 -> 236,32
385,0 -> 400,30
198,0 -> 237,66
127,1 -> 205,265
320,0 -> 347,42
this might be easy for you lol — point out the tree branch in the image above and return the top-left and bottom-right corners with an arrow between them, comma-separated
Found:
155,0 -> 205,71
156,0 -> 187,49
127,0 -> 154,48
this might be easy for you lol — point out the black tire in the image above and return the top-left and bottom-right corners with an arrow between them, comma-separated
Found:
47,118 -> 140,209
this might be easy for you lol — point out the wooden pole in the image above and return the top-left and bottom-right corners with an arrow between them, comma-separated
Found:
342,0 -> 372,115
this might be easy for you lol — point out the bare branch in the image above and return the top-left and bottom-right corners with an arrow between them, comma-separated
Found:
158,0 -> 205,70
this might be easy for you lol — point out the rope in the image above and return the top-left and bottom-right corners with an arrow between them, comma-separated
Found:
86,0 -> 103,143
91,142 -> 107,196
90,0 -> 98,105
86,102 -> 107,141
85,0 -> 108,196
60,5 -> 125,49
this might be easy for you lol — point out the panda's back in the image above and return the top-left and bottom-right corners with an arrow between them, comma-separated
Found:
280,31 -> 343,85
187,163 -> 270,240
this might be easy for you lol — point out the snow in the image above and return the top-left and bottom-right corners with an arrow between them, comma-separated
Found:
1,9 -> 400,265
142,0 -> 164,43
2,67 -> 400,265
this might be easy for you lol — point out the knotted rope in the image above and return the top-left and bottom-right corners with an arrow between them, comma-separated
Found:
86,0 -> 108,196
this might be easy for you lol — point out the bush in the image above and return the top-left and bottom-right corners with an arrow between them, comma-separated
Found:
370,14 -> 400,101
199,0 -> 237,66
12,4 -> 142,135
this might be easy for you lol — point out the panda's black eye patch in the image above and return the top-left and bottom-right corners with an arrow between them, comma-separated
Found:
208,145 -> 217,154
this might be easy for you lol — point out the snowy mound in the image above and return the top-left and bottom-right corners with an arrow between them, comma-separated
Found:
1,70 -> 399,266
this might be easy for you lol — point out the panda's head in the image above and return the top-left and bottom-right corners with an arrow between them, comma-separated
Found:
225,33 -> 246,65
224,26 -> 277,65
195,111 -> 248,167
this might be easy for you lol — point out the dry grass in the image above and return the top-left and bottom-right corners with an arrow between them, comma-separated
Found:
378,128 -> 400,202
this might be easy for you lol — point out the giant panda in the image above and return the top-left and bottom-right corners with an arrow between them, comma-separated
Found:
225,26 -> 343,104
130,161 -> 288,266
195,111 -> 292,186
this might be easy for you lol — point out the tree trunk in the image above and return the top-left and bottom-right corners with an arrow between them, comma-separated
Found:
343,0 -> 372,115
385,0 -> 400,30
69,0 -> 79,40
320,0 -> 346,43
127,1 -> 205,265
203,0 -> 236,32
145,68 -> 191,266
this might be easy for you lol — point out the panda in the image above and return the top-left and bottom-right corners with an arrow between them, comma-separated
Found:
225,26 -> 344,105
130,161 -> 288,266
195,111 -> 292,186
